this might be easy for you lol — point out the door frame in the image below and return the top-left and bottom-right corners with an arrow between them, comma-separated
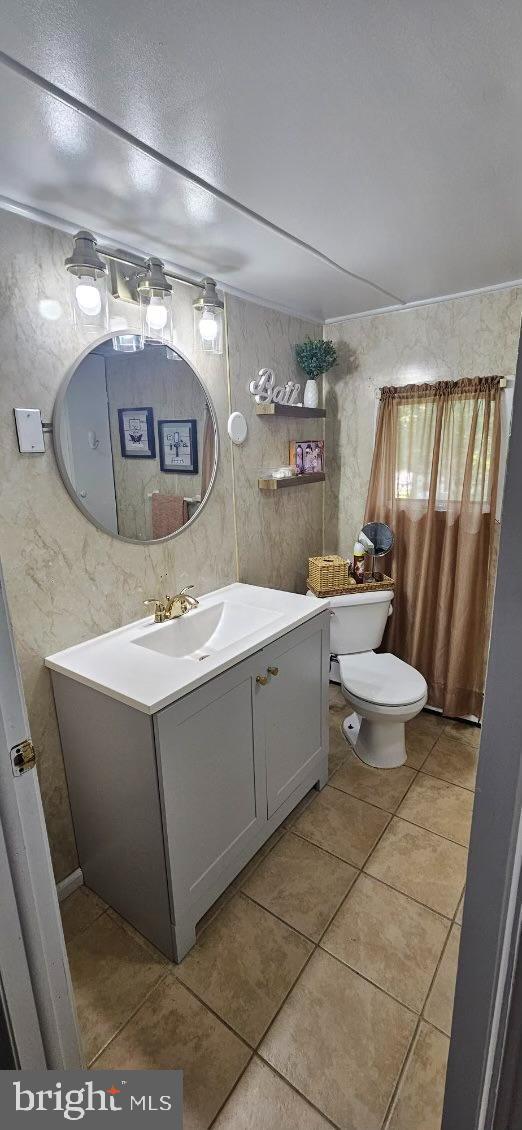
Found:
0,562 -> 82,1068
443,323 -> 522,1128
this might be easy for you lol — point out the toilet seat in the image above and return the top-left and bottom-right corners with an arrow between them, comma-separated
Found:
338,651 -> 427,709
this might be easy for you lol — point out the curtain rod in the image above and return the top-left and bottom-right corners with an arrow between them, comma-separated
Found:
375,376 -> 510,398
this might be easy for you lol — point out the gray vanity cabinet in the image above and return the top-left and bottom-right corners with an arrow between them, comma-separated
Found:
52,609 -> 329,962
154,654 -> 266,953
262,620 -> 325,817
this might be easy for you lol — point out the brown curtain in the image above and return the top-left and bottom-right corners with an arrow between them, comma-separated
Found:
365,377 -> 501,719
200,406 -> 214,500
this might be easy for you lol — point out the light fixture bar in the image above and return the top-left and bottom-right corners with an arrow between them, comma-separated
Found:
64,230 -> 224,353
95,242 -> 207,293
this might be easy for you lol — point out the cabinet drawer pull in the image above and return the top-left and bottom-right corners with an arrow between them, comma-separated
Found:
267,666 -> 279,677
256,674 -> 269,686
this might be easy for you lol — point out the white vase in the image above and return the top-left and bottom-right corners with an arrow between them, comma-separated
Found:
303,379 -> 319,408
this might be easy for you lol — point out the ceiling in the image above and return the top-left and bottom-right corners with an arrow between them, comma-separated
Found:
0,0 -> 521,321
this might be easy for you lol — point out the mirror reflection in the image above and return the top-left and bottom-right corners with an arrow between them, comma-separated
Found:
55,340 -> 217,542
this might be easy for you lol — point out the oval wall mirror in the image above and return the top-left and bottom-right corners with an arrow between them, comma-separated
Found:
53,338 -> 218,543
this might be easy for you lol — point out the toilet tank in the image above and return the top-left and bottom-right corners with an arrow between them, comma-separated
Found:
327,589 -> 394,655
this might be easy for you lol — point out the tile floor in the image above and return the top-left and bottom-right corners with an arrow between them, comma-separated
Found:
61,686 -> 479,1130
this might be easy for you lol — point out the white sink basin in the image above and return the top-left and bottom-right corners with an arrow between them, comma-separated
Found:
133,600 -> 280,660
45,583 -> 324,713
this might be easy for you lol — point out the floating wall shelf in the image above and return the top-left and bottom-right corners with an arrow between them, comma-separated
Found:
258,472 -> 325,491
255,403 -> 326,419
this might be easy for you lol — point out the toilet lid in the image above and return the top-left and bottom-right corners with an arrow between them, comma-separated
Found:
338,652 -> 427,707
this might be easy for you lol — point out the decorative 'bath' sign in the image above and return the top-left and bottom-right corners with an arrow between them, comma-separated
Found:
249,368 -> 302,406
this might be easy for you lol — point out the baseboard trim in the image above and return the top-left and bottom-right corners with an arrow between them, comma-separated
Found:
57,868 -> 84,903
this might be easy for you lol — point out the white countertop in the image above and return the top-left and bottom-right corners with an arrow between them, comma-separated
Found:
45,583 -> 325,714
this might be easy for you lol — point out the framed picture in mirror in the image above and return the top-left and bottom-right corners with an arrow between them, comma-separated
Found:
118,406 -> 156,458
159,418 -> 199,474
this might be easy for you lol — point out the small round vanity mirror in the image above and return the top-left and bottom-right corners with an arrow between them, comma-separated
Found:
53,337 -> 218,542
361,521 -> 394,557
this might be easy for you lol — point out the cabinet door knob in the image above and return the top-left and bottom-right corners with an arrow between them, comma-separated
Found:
256,674 -> 268,686
267,666 -> 279,677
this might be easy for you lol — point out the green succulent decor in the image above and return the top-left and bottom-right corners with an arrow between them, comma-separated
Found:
295,337 -> 337,380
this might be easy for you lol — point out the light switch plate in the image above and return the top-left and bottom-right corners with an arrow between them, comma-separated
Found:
14,408 -> 45,453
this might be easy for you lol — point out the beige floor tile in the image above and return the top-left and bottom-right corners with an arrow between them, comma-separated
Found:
365,818 -> 467,918
293,784 -> 390,867
397,773 -> 474,847
424,924 -> 461,1036
283,788 -> 317,828
444,719 -> 481,750
329,745 -> 348,777
213,1056 -> 331,1130
386,1021 -> 450,1130
329,716 -> 349,752
105,907 -> 168,962
177,894 -> 312,1046
229,830 -> 285,891
67,913 -> 165,1064
406,712 -> 445,769
260,949 -> 416,1130
328,718 -> 349,776
94,974 -> 250,1130
329,682 -> 346,712
60,887 -> 106,944
242,832 -> 357,941
321,873 -> 449,1012
196,888 -> 236,938
423,732 -> 479,790
330,752 -> 417,812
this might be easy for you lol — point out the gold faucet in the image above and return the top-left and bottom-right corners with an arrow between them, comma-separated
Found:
144,586 -> 199,623
168,586 -> 200,618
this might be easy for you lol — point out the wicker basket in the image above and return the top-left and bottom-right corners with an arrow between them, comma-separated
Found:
308,554 -> 349,593
307,573 -> 395,598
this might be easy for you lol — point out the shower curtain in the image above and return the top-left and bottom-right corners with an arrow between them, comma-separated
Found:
365,376 -> 501,719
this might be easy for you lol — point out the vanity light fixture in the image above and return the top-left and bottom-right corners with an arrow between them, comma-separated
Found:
137,257 -> 173,346
193,277 -> 224,355
64,232 -> 224,354
64,230 -> 110,334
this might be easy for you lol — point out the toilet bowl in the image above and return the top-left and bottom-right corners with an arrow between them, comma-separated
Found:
339,650 -> 427,768
319,587 -> 427,769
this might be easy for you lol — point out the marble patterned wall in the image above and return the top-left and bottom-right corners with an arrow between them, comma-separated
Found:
324,289 -> 522,557
226,296 -> 324,593
0,212 -> 324,880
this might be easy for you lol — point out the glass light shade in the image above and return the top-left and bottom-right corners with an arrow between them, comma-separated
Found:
194,304 -> 223,354
69,270 -> 109,334
112,333 -> 143,353
139,288 -> 173,345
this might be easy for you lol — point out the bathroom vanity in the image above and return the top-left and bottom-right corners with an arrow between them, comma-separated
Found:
47,584 -> 329,961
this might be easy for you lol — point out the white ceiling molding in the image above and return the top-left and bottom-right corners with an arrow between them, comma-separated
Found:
324,278 -> 522,324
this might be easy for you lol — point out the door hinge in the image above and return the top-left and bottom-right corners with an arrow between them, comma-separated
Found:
10,739 -> 37,776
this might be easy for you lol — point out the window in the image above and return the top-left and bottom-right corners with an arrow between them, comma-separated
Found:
395,395 -> 497,508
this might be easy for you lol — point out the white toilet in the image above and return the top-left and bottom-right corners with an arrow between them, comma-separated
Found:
328,588 -> 427,769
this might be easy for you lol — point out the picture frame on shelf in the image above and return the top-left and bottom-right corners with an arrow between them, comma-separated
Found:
158,418 -> 199,474
118,407 -> 156,459
289,439 -> 325,475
